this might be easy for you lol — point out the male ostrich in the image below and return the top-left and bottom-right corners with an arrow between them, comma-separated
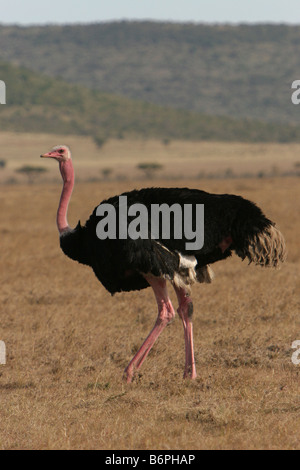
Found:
41,145 -> 286,383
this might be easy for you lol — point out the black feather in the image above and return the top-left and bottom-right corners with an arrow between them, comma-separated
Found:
59,187 -> 285,294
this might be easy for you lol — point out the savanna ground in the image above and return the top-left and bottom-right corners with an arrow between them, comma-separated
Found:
0,133 -> 299,450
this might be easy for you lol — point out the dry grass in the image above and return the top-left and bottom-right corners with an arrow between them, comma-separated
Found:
0,135 -> 299,449
1,131 -> 300,183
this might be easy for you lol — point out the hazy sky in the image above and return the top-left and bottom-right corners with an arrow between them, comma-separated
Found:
0,0 -> 299,25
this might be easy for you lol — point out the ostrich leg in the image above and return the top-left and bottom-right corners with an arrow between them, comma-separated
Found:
174,286 -> 197,379
124,277 -> 175,383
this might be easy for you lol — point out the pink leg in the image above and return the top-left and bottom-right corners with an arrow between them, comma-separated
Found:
174,286 -> 197,379
124,276 -> 175,383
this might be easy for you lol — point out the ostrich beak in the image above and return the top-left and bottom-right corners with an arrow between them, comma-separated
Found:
40,152 -> 54,158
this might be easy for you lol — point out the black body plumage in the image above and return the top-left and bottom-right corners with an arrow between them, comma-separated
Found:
60,187 -> 285,295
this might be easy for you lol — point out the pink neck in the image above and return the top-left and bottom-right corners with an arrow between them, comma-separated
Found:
57,159 -> 75,234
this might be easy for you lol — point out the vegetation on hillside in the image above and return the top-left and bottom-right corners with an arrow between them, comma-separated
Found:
1,61 -> 300,143
0,22 -> 299,123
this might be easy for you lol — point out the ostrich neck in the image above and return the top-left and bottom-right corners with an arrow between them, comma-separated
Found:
57,159 -> 75,234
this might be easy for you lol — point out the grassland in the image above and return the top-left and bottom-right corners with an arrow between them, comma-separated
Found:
1,131 -> 300,184
0,134 -> 299,450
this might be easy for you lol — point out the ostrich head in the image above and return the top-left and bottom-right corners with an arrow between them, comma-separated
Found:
40,145 -> 71,161
40,144 -> 74,234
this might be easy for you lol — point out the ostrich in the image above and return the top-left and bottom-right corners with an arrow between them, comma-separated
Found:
41,145 -> 286,383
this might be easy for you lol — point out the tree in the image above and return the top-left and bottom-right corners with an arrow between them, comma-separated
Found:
101,168 -> 113,180
137,162 -> 163,179
16,165 -> 48,184
93,133 -> 108,149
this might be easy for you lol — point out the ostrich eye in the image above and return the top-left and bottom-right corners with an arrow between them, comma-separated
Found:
58,149 -> 64,154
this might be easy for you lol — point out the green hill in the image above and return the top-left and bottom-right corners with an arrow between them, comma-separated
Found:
0,22 -> 299,124
1,61 -> 300,143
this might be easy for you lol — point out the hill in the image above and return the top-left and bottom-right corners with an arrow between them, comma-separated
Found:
1,61 -> 300,143
0,22 -> 299,124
